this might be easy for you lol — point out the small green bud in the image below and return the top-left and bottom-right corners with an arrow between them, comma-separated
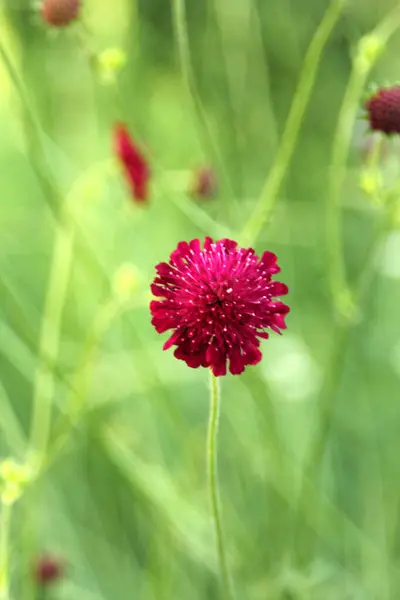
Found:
359,169 -> 383,202
356,35 -> 384,73
0,458 -> 32,506
96,47 -> 127,85
0,458 -> 31,486
112,264 -> 141,298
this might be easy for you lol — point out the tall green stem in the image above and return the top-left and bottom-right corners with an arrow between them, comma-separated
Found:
0,503 -> 12,600
171,0 -> 235,202
207,372 -> 233,599
240,0 -> 346,247
327,5 -> 400,317
293,194 -> 397,566
28,216 -> 74,471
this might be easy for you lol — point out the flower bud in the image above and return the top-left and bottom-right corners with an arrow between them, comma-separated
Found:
97,48 -> 127,85
34,555 -> 64,586
365,86 -> 400,135
113,264 -> 141,298
41,0 -> 80,28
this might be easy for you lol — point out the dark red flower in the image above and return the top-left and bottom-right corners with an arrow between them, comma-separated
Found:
113,124 -> 150,203
191,166 -> 217,199
34,555 -> 63,585
41,0 -> 80,27
365,86 -> 400,135
150,238 -> 289,376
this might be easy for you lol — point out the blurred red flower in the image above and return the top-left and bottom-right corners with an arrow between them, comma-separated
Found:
366,86 -> 400,135
113,124 -> 150,203
191,166 -> 217,199
41,0 -> 80,27
34,555 -> 63,586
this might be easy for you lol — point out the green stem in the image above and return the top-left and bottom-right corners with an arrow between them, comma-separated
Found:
46,299 -> 121,467
0,36 -> 60,219
327,5 -> 400,318
207,372 -> 233,599
28,216 -> 75,472
327,66 -> 370,319
239,0 -> 346,247
293,196 -> 396,566
171,0 -> 235,204
0,503 -> 12,600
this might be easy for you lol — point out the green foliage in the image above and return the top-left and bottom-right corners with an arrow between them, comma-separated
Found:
1,0 -> 400,599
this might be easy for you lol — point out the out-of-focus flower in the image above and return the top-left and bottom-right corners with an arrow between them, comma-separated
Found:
34,555 -> 64,586
97,48 -> 127,85
150,238 -> 289,376
112,263 -> 141,298
40,0 -> 80,27
113,124 -> 150,203
359,169 -> 383,200
190,166 -> 217,199
0,458 -> 32,505
366,86 -> 400,135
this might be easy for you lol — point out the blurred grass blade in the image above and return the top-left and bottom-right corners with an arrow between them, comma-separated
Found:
240,0 -> 347,246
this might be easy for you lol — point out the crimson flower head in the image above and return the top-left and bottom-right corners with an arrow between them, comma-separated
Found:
365,86 -> 400,135
113,124 -> 150,203
191,166 -> 217,199
150,238 -> 289,376
34,555 -> 63,586
41,0 -> 80,27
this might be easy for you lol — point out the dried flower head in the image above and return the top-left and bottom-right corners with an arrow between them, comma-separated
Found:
191,166 -> 217,199
113,124 -> 150,203
41,0 -> 80,27
365,86 -> 400,135
150,238 -> 289,376
34,555 -> 63,586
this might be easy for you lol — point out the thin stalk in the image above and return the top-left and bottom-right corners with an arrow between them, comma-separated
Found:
0,36 -> 60,219
46,299 -> 121,467
240,0 -> 346,247
327,4 -> 400,318
207,372 -> 234,599
327,65 -> 370,319
27,215 -> 74,471
293,194 -> 397,566
0,503 -> 12,600
171,0 -> 235,203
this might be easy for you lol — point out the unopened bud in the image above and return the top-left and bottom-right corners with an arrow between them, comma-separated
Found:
113,264 -> 140,298
359,169 -> 383,201
356,35 -> 384,73
41,0 -> 81,27
97,48 -> 127,85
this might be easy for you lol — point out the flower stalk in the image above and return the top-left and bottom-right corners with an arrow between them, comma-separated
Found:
207,372 -> 234,599
240,0 -> 346,247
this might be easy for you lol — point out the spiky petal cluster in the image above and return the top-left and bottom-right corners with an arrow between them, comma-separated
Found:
113,124 -> 150,203
366,86 -> 400,135
41,0 -> 80,27
150,238 -> 289,376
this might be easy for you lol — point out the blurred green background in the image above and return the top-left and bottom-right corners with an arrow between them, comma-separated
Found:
1,0 -> 400,598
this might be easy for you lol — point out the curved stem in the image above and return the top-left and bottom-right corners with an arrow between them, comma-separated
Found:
327,67 -> 369,318
207,372 -> 234,599
171,0 -> 235,204
327,5 -> 400,318
0,503 -> 12,600
0,36 -> 60,219
293,196 -> 396,566
239,0 -> 346,247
